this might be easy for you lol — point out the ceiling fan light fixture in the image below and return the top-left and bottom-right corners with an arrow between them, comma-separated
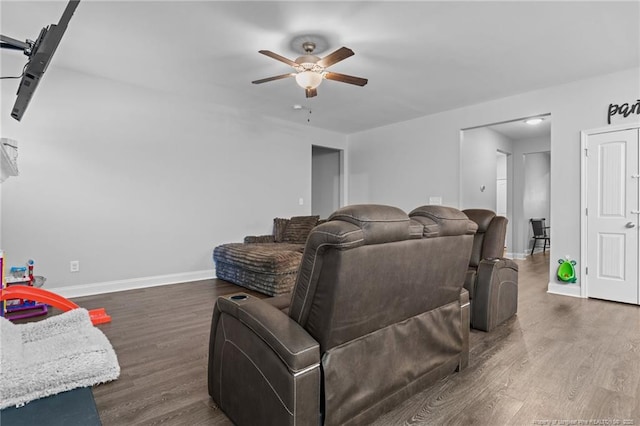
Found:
253,43 -> 366,98
295,70 -> 323,90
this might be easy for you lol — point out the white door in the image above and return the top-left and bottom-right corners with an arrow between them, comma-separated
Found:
586,128 -> 639,304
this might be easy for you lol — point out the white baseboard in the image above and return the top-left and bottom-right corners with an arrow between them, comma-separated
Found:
53,269 -> 216,299
506,248 -> 551,260
530,247 -> 551,256
547,281 -> 583,298
506,252 -> 528,260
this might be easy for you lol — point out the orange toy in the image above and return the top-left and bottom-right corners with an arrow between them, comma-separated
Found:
0,286 -> 111,325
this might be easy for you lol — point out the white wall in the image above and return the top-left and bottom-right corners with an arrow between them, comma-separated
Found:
460,127 -> 514,251
348,67 -> 640,297
0,59 -> 347,294
496,152 -> 508,216
460,127 -> 514,210
348,115 -> 461,210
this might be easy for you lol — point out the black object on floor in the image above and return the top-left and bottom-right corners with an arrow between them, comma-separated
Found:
0,387 -> 101,426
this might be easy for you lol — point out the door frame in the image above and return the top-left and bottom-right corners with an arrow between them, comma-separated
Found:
580,122 -> 640,298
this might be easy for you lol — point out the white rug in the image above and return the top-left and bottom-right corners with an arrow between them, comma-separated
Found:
0,308 -> 120,409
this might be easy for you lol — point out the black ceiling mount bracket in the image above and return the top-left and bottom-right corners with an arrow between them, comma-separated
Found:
0,34 -> 32,55
2,0 -> 80,121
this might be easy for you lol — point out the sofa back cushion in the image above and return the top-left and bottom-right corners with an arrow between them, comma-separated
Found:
272,218 -> 290,243
409,205 -> 479,237
282,215 -> 319,244
462,209 -> 507,267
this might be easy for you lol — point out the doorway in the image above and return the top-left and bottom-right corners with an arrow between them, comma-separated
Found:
460,114 -> 551,258
312,146 -> 342,219
496,151 -> 508,216
523,151 -> 551,254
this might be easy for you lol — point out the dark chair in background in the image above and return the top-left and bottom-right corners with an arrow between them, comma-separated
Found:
461,209 -> 519,332
530,218 -> 550,256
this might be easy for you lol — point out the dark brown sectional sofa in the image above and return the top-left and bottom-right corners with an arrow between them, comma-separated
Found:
212,215 -> 321,296
209,204 -> 478,425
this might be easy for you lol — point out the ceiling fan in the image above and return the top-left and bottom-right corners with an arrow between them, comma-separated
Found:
252,41 -> 368,98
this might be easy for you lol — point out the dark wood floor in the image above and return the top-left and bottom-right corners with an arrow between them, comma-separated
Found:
69,253 -> 640,425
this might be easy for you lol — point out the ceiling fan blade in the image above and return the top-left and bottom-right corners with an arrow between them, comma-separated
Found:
305,88 -> 317,98
258,50 -> 298,67
252,73 -> 295,84
324,72 -> 368,87
317,47 -> 354,68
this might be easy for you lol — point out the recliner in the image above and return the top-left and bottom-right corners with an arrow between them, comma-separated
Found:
460,209 -> 519,332
208,204 -> 477,426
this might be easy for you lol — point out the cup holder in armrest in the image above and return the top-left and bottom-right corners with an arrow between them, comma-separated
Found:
230,294 -> 248,301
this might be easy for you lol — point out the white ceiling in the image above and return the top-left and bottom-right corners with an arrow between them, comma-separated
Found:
487,115 -> 552,141
1,1 -> 639,134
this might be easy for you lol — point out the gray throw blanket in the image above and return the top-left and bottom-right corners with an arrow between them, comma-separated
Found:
0,308 -> 120,409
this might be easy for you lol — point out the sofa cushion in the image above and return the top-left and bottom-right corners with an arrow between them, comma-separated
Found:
244,235 -> 276,244
462,209 -> 507,267
409,205 -> 478,237
462,209 -> 496,233
273,218 -> 290,243
328,204 -> 411,245
213,242 -> 305,296
282,215 -> 319,244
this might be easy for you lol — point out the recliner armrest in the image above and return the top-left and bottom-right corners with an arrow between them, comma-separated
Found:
215,294 -> 319,372
209,293 -> 321,426
472,258 -> 519,331
459,289 -> 470,371
478,257 -> 518,274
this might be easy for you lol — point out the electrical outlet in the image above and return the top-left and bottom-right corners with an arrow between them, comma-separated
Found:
298,198 -> 304,206
70,260 -> 80,272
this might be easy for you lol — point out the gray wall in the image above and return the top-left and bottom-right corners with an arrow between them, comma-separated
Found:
460,127 -> 513,211
496,152 -> 508,216
0,56 -> 347,293
312,146 -> 341,219
348,67 -> 640,297
460,127 -> 514,252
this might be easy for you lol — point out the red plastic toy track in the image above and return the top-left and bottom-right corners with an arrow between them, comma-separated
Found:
0,286 -> 111,325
